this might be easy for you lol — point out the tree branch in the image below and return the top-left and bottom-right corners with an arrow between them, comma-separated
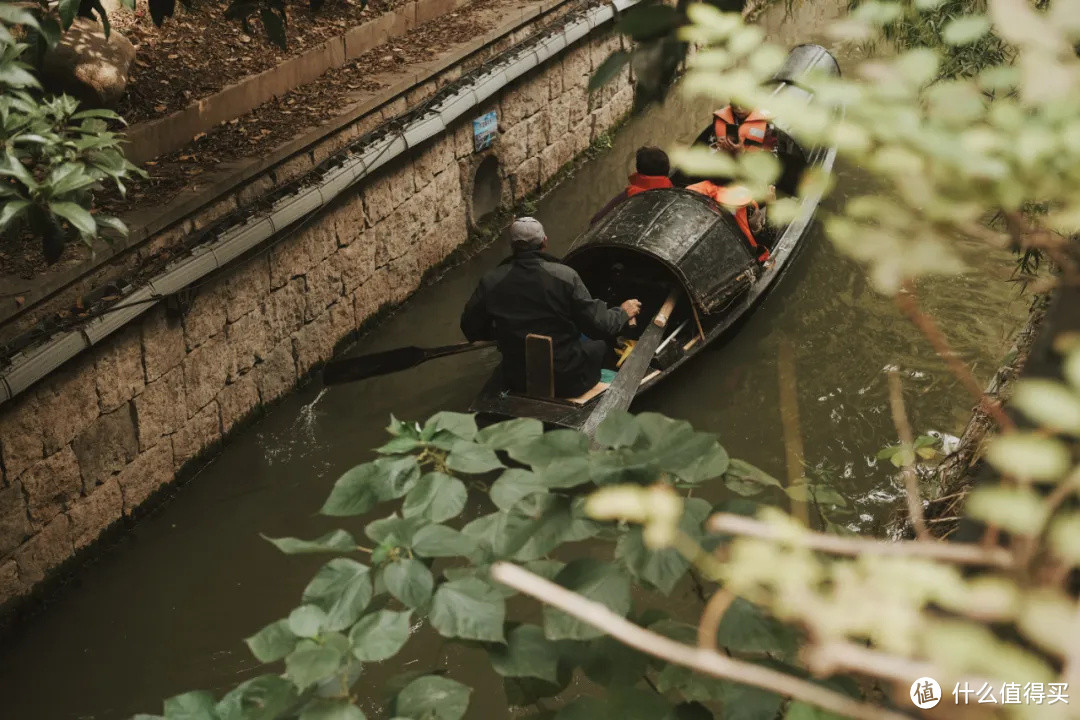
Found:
707,512 -> 1014,568
887,370 -> 930,540
490,562 -> 911,720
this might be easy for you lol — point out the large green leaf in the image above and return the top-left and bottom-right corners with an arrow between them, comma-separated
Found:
245,619 -> 298,663
349,610 -> 412,662
488,624 -> 559,682
402,473 -> 467,522
288,605 -> 328,638
507,429 -> 589,468
429,577 -> 506,642
594,410 -> 641,448
57,0 -> 80,27
446,440 -> 504,474
303,558 -> 373,632
589,50 -> 631,92
0,199 -> 29,231
411,525 -> 477,558
298,699 -> 366,720
715,598 -> 798,658
395,675 -> 471,720
163,691 -> 217,720
784,703 -> 845,720
722,459 -> 783,497
493,494 -> 599,562
263,529 -> 357,554
579,635 -> 651,687
617,498 -> 711,594
716,680 -> 783,720
215,675 -> 298,720
49,201 -> 96,235
543,559 -> 632,640
365,513 -> 427,545
617,4 -> 682,41
489,469 -> 549,511
383,558 -> 433,609
322,457 -> 420,516
423,412 -> 478,441
476,418 -> 543,449
284,640 -> 345,691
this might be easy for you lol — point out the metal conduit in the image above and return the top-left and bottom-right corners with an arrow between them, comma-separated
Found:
0,0 -> 643,406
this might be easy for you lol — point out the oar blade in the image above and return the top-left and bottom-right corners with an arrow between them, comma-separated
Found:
323,346 -> 428,385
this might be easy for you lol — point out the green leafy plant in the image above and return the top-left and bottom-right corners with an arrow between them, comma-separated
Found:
0,14 -> 142,262
876,434 -> 941,467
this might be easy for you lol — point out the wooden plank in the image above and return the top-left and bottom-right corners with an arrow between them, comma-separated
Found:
525,333 -> 555,398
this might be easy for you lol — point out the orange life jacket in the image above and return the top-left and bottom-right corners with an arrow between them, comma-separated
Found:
625,173 -> 674,197
686,180 -> 770,261
712,106 -> 775,152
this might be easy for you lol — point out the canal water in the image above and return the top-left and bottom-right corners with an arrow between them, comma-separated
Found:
0,4 -> 1029,718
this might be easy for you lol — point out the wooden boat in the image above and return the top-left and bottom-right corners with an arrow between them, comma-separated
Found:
469,44 -> 840,433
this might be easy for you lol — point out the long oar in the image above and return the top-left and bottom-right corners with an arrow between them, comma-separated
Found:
323,341 -> 495,386
582,288 -> 680,443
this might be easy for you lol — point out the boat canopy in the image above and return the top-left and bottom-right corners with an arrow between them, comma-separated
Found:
565,189 -> 758,314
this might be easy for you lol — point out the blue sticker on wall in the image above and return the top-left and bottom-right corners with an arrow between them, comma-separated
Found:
473,111 -> 498,152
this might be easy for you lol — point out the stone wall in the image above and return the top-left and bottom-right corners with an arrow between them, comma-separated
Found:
0,29 -> 633,610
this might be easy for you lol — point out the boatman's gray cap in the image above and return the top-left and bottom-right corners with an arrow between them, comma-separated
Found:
510,216 -> 545,251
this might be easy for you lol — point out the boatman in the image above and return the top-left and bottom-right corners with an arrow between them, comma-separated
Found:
591,146 -> 674,225
460,217 -> 641,398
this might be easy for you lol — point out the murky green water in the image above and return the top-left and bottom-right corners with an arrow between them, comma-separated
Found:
0,4 -> 1028,718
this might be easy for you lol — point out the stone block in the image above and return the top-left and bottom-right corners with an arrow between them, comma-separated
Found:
14,514 -> 71,585
227,307 -> 271,380
67,477 -> 122,550
134,366 -> 187,450
566,85 -> 589,126
270,222 -> 336,289
453,122 -> 475,159
569,118 -> 593,158
591,104 -> 617,140
511,157 -> 540,200
272,152 -> 315,186
142,306 -> 186,382
497,122 -> 528,170
21,446 -> 83,526
375,205 -> 416,264
35,363 -> 99,455
562,46 -> 591,90
525,112 -> 550,159
0,559 -> 22,606
72,404 -> 138,490
611,85 -> 635,120
94,326 -> 144,413
182,276 -> 229,350
117,442 -> 173,514
548,95 -> 572,139
434,213 -> 469,259
218,374 -> 260,434
304,254 -> 345,321
0,397 -> 44,482
353,272 -> 392,327
548,67 -> 564,101
224,255 -> 271,323
256,344 -> 297,404
172,401 -> 220,470
266,278 -> 307,347
0,484 -> 32,556
331,196 -> 367,246
362,174 -> 395,223
414,138 -> 455,189
388,253 -> 421,305
191,196 -> 237,232
334,232 -> 376,294
293,301 -> 352,377
388,165 -> 416,209
434,168 -> 464,223
500,86 -> 532,127
183,332 -> 230,418
540,138 -> 572,186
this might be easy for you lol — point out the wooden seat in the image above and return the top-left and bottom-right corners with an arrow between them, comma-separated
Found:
524,334 -> 555,398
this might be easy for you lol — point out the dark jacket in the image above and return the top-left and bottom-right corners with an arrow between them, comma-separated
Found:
461,250 -> 629,396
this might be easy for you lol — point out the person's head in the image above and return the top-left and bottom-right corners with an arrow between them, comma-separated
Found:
730,103 -> 750,119
509,216 -> 547,253
635,146 -> 670,177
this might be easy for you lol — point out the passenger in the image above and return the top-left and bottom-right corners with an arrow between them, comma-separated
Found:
686,180 -> 771,262
710,104 -> 778,155
460,217 -> 642,398
590,146 -> 674,225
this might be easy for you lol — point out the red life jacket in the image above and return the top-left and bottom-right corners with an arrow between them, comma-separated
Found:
712,106 -> 775,152
686,180 -> 770,261
625,173 -> 673,197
